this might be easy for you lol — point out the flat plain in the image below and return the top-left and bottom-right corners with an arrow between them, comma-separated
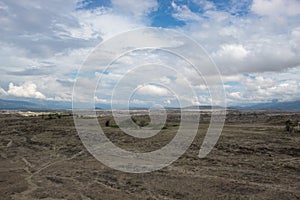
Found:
0,110 -> 299,200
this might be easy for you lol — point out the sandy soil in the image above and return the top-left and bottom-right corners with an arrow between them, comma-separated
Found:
0,111 -> 299,200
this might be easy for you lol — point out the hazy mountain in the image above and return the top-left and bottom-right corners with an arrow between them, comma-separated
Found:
0,99 -> 71,110
0,99 -> 38,110
234,100 -> 300,111
184,105 -> 224,110
0,99 -> 299,111
0,98 -> 112,110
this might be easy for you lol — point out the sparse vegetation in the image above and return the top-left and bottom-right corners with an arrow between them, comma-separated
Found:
44,112 -> 72,120
0,110 -> 300,199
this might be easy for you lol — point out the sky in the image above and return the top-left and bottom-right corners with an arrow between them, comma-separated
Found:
0,0 -> 300,107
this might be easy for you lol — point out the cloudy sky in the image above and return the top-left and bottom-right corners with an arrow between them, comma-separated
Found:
0,0 -> 299,107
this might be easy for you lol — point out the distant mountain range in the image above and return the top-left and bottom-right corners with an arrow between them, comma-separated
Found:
233,100 -> 300,111
0,98 -> 299,111
0,98 -> 111,110
184,105 -> 225,110
0,99 -> 38,110
0,99 -> 71,110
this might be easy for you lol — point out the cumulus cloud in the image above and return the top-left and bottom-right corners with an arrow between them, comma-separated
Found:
229,92 -> 241,99
94,97 -> 108,104
225,66 -> 300,104
179,1 -> 300,75
136,84 -> 170,96
1,82 -> 46,99
0,0 -> 299,106
111,0 -> 158,18
213,44 -> 249,62
0,0 -> 86,58
251,0 -> 300,17
0,0 -> 148,102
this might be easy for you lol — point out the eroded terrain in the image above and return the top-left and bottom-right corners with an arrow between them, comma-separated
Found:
0,111 -> 299,199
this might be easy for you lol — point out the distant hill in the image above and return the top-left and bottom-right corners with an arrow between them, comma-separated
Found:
234,100 -> 300,111
184,105 -> 224,110
0,98 -> 71,110
0,99 -> 38,110
0,98 -> 111,110
1,98 -> 299,111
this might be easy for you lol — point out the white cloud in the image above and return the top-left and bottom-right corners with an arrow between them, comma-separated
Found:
251,0 -> 300,17
164,99 -> 171,105
94,97 -> 108,103
214,44 -> 249,61
191,0 -> 215,11
3,82 -> 46,99
179,0 -> 300,75
0,0 -> 149,103
171,1 -> 202,22
0,0 -> 299,106
225,66 -> 300,104
229,92 -> 241,99
160,76 -> 172,84
136,84 -> 170,96
194,84 -> 207,90
62,8 -> 143,40
130,98 -> 149,105
111,0 -> 158,19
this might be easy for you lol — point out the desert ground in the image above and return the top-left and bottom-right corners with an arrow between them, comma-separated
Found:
0,110 -> 299,200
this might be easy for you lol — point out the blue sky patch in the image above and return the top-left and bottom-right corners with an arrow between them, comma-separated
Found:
77,0 -> 111,10
243,73 -> 256,79
149,0 -> 186,28
224,81 -> 241,86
